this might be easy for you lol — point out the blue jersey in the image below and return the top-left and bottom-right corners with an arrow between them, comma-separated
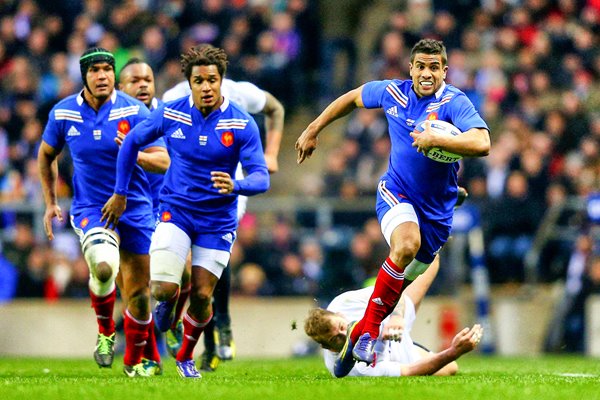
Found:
42,90 -> 164,217
362,80 -> 488,221
115,95 -> 269,231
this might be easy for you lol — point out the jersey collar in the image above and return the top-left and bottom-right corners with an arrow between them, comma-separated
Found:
434,81 -> 446,99
77,89 -> 117,106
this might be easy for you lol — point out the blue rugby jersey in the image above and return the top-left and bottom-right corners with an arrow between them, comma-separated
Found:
114,95 -> 269,226
42,90 -> 165,217
362,80 -> 489,221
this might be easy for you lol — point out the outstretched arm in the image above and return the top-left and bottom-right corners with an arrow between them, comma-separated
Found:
261,91 -> 285,174
295,86 -> 365,164
400,324 -> 483,376
38,141 -> 64,240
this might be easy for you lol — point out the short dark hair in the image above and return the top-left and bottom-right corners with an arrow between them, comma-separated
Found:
119,57 -> 148,81
180,44 -> 228,81
410,39 -> 447,66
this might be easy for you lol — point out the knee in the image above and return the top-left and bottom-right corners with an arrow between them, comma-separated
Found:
389,239 -> 420,266
95,261 -> 113,282
189,286 -> 213,308
151,282 -> 178,302
128,288 -> 151,311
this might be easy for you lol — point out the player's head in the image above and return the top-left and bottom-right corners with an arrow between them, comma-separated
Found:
118,57 -> 156,108
79,47 -> 116,99
304,308 -> 348,352
181,44 -> 228,113
409,38 -> 448,98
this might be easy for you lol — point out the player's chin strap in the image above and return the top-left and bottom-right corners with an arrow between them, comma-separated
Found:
404,259 -> 430,281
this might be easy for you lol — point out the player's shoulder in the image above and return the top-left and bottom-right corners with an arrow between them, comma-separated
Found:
52,92 -> 81,110
442,83 -> 467,98
163,95 -> 191,111
223,98 -> 254,119
116,90 -> 145,107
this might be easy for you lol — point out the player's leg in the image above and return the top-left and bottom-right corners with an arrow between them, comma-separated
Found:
347,181 -> 421,365
74,217 -> 120,368
165,256 -> 191,357
119,249 -> 154,377
213,264 -> 235,360
175,236 -> 231,379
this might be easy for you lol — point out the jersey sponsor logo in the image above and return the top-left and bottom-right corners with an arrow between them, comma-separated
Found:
93,129 -> 102,140
170,128 -> 186,139
199,135 -> 208,146
108,105 -> 140,121
221,131 -> 234,147
426,94 -> 454,112
221,232 -> 233,243
215,118 -> 249,130
161,211 -> 172,222
164,107 -> 192,126
386,106 -> 398,117
118,120 -> 130,134
385,82 -> 408,108
81,217 -> 89,228
371,297 -> 384,305
67,126 -> 81,136
55,109 -> 83,122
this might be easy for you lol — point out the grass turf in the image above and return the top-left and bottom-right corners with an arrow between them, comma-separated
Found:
1,355 -> 599,400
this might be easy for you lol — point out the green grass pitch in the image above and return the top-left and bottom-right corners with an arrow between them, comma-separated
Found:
1,355 -> 599,400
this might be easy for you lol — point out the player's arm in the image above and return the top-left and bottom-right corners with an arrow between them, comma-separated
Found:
260,90 -> 285,173
295,85 -> 365,164
410,125 -> 490,158
38,141 -> 64,240
114,132 -> 170,173
400,324 -> 483,376
101,117 -> 163,228
137,146 -> 170,173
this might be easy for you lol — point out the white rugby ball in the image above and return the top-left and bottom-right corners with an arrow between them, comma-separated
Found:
415,120 -> 463,163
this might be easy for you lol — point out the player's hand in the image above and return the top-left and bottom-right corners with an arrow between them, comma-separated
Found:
264,152 -> 279,174
114,131 -> 126,147
382,315 -> 404,341
295,127 -> 319,164
101,193 -> 127,229
43,204 -> 63,241
211,171 -> 234,194
450,324 -> 483,356
410,121 -> 436,156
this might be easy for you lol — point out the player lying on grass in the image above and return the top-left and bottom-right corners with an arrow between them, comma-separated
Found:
304,255 -> 482,377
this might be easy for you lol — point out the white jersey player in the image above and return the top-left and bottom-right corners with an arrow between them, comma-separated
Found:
305,257 -> 483,377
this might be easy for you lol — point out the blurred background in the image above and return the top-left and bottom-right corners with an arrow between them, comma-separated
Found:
0,0 -> 600,357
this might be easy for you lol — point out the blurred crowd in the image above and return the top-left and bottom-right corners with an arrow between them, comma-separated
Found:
0,0 -> 599,317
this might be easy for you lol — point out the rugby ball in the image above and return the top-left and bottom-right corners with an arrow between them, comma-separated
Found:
415,120 -> 463,163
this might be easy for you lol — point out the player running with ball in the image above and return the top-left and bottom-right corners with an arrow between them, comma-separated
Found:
296,38 -> 490,377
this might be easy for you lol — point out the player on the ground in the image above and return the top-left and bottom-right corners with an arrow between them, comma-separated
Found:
305,256 -> 483,377
116,57 -> 165,374
296,38 -> 490,376
101,44 -> 270,378
160,64 -> 285,371
38,48 -> 169,377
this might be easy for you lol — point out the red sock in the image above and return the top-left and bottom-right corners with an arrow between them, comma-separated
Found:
351,257 -> 404,342
123,309 -> 151,367
176,311 -> 212,362
89,288 -> 116,336
171,283 -> 191,329
142,317 -> 161,363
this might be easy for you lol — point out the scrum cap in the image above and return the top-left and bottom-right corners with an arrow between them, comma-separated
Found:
79,47 -> 115,84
